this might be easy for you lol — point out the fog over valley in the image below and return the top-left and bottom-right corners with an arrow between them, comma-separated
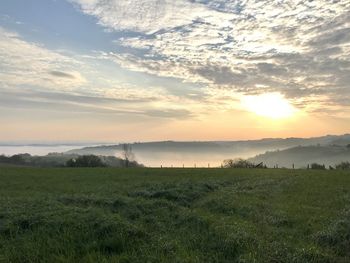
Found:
3,134 -> 348,168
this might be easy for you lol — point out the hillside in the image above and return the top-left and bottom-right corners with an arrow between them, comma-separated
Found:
66,134 -> 350,167
249,145 -> 350,168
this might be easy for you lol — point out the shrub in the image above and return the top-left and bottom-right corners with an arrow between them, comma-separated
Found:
310,163 -> 326,170
335,161 -> 350,170
222,158 -> 257,168
66,155 -> 107,167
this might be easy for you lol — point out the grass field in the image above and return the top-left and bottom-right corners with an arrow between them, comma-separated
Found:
0,167 -> 349,263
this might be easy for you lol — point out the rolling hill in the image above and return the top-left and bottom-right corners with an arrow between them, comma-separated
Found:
66,134 -> 350,167
249,145 -> 350,168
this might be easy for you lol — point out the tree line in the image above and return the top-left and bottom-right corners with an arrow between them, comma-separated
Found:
0,144 -> 142,168
222,158 -> 350,170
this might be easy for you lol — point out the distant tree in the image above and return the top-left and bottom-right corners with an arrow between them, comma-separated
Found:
9,154 -> 30,165
121,144 -> 135,168
66,155 -> 106,167
0,155 -> 7,163
222,158 -> 257,168
310,163 -> 326,170
66,158 -> 77,167
335,161 -> 350,170
347,144 -> 350,150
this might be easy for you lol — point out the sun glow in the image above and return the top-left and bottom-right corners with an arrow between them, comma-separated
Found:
242,93 -> 296,119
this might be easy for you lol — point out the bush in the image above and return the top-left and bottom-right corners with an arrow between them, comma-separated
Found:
310,163 -> 326,170
66,155 -> 107,167
335,161 -> 350,170
222,158 -> 257,168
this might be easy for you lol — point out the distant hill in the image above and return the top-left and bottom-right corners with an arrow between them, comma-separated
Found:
249,145 -> 350,168
66,134 -> 350,167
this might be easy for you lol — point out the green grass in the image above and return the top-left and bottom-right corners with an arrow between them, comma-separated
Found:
0,167 -> 349,263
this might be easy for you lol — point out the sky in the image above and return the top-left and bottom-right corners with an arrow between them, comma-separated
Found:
0,0 -> 349,142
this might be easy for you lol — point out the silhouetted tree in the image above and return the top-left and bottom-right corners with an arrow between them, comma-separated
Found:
121,144 -> 135,168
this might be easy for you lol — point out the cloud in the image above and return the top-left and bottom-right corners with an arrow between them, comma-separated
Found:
0,84 -> 193,119
0,27 -> 87,89
145,109 -> 192,119
0,26 -> 199,119
70,0 -> 350,115
49,71 -> 77,79
70,0 -> 210,34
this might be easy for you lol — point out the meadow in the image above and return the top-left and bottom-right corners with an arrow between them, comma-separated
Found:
0,167 -> 349,263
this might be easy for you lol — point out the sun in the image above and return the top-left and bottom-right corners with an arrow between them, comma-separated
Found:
241,93 -> 296,119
